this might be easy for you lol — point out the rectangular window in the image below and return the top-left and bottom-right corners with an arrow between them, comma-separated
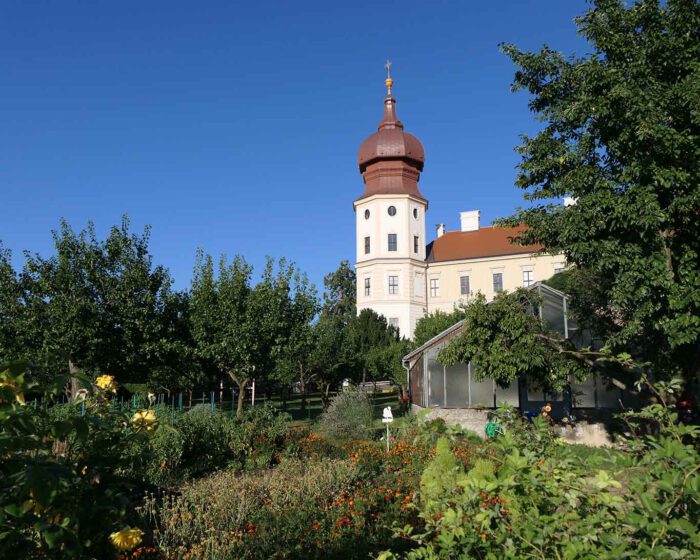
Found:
388,275 -> 399,295
413,235 -> 419,254
364,277 -> 371,296
364,236 -> 370,254
430,278 -> 439,298
523,270 -> 534,287
388,317 -> 399,328
554,267 -> 565,274
388,233 -> 397,252
460,275 -> 470,296
493,272 -> 503,293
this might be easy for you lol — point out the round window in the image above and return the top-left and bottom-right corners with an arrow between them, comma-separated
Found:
388,206 -> 396,216
364,209 -> 370,219
413,208 -> 418,219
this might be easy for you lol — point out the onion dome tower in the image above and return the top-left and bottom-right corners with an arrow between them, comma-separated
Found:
354,63 -> 428,339
356,70 -> 427,202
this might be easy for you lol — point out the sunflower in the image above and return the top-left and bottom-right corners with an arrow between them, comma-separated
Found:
131,409 -> 158,431
95,375 -> 117,393
110,527 -> 143,551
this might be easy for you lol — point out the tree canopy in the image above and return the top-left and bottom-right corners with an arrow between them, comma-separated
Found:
499,0 -> 700,383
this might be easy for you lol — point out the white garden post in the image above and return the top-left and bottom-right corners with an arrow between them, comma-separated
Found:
382,406 -> 394,453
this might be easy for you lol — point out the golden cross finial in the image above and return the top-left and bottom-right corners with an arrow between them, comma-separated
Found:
384,59 -> 393,95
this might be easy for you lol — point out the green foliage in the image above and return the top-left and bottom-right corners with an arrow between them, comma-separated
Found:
412,309 -> 466,348
382,380 -> 700,559
439,290 -> 590,390
0,363 -> 154,559
500,0 -> 700,383
147,457 -> 361,559
318,390 -> 375,442
143,403 -> 291,485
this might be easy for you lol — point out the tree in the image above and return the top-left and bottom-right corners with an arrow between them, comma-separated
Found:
439,290 -> 590,391
413,309 -> 467,348
0,244 -> 26,363
271,269 -> 319,410
322,260 -> 356,320
18,217 -> 177,393
189,252 -> 255,417
346,309 -> 401,384
500,0 -> 700,384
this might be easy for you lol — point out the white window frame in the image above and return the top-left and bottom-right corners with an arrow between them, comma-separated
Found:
388,275 -> 399,295
430,278 -> 440,298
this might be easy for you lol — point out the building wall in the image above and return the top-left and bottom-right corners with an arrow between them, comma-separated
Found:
354,193 -> 427,338
425,252 -> 566,313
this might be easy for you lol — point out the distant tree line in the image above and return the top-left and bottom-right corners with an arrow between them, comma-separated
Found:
0,217 -> 408,415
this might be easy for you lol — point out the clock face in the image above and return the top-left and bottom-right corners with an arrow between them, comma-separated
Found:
364,209 -> 370,219
413,208 -> 418,219
388,206 -> 396,216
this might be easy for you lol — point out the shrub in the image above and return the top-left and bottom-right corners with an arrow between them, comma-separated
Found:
318,390 -> 374,442
147,458 -> 360,559
0,363 -> 154,559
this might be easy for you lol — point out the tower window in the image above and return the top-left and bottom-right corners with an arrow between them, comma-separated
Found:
413,208 -> 418,219
388,234 -> 397,252
364,209 -> 370,220
364,236 -> 370,254
430,278 -> 439,298
413,235 -> 419,254
388,205 -> 396,216
388,275 -> 399,295
523,270 -> 534,287
388,317 -> 399,328
364,277 -> 371,296
460,275 -> 470,296
493,272 -> 503,293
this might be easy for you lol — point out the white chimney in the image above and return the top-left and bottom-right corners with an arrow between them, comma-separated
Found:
436,224 -> 446,238
460,210 -> 480,232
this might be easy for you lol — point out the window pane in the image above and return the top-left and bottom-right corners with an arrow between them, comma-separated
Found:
364,278 -> 370,296
571,376 -> 596,408
597,376 -> 622,408
460,275 -> 470,295
445,364 -> 469,408
388,275 -> 398,295
493,273 -> 503,292
523,270 -> 533,287
430,278 -> 439,297
364,236 -> 370,254
388,234 -> 397,251
413,236 -> 419,253
388,317 -> 399,328
469,367 -> 494,407
495,382 -> 519,407
427,349 -> 444,407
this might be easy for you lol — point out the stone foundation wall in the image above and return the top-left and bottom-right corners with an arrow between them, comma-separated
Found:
412,405 -> 616,447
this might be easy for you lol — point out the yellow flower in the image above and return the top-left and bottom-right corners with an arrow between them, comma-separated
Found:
131,409 -> 158,431
0,379 -> 26,405
95,375 -> 117,393
109,527 -> 143,551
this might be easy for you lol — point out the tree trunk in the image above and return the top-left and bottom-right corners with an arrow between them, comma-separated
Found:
227,371 -> 248,418
68,358 -> 80,398
299,363 -> 307,412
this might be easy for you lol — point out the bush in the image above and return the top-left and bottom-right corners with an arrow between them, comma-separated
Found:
147,458 -> 360,559
143,403 -> 291,484
318,390 -> 374,442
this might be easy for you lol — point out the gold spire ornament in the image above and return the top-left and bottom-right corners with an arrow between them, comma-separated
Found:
385,59 -> 393,95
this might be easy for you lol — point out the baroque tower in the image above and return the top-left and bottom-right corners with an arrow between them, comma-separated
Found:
354,66 -> 427,338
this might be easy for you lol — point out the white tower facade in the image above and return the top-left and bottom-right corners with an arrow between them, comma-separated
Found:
354,73 -> 428,338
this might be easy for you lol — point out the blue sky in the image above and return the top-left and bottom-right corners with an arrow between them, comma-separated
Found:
1,0 -> 589,291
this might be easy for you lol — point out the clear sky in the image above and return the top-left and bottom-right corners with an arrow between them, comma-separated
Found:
1,0 -> 590,291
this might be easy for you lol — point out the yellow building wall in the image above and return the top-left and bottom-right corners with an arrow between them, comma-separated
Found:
425,252 -> 566,314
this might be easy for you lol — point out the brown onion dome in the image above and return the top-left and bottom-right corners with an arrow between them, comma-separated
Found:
358,94 -> 425,173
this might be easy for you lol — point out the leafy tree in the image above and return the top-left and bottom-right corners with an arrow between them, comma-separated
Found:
0,243 -> 26,363
413,309 -> 467,348
271,270 -> 319,410
346,309 -> 401,384
189,252 -> 255,417
322,260 -> 356,320
18,218 -> 177,393
500,0 -> 700,383
439,290 -> 590,391
308,314 -> 351,407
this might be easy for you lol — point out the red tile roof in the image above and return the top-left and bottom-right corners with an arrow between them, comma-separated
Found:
425,225 -> 543,263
